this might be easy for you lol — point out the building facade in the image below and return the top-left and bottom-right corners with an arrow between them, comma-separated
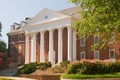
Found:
7,7 -> 120,66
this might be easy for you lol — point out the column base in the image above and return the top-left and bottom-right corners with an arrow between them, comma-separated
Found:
48,51 -> 55,64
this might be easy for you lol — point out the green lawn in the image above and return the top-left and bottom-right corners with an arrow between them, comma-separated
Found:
61,73 -> 120,79
0,77 -> 13,80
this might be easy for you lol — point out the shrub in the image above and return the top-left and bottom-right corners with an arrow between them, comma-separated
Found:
18,62 -> 52,74
38,62 -> 52,70
67,62 -> 82,74
18,62 -> 37,74
60,60 -> 70,67
66,60 -> 120,75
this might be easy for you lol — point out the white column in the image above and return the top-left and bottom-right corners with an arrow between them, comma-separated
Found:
25,34 -> 29,64
68,26 -> 73,61
31,33 -> 37,62
40,31 -> 45,62
49,29 -> 55,64
73,30 -> 76,61
58,27 -> 63,63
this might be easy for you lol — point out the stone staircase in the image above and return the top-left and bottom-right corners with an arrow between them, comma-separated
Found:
0,62 -> 18,76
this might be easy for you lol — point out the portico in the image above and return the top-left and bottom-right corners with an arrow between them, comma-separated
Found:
24,8 -> 77,64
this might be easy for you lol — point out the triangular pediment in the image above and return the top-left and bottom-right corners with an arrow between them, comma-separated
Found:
25,8 -> 70,27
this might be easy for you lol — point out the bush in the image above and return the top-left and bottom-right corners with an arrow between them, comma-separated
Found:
66,61 -> 120,75
18,62 -> 52,74
67,62 -> 82,74
18,62 -> 37,74
60,60 -> 70,67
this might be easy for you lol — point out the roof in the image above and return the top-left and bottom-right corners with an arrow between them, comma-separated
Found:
59,6 -> 81,19
8,6 -> 81,35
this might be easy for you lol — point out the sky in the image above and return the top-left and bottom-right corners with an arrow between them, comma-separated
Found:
0,0 -> 75,44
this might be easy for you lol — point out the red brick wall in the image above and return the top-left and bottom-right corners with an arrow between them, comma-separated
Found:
8,33 -> 25,66
8,29 -> 120,66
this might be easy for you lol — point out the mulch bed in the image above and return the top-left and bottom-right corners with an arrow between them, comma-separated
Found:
18,69 -> 63,80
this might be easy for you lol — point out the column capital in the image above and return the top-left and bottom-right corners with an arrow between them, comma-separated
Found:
40,30 -> 46,34
49,28 -> 55,32
67,26 -> 72,30
58,27 -> 64,31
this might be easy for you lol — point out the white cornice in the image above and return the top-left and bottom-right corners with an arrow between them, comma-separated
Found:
7,30 -> 25,36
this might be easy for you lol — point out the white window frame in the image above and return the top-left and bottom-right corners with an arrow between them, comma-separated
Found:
80,52 -> 86,59
109,50 -> 115,59
11,45 -> 14,54
11,36 -> 14,42
18,56 -> 22,64
18,35 -> 22,42
80,37 -> 85,46
94,51 -> 99,60
109,32 -> 114,43
94,35 -> 99,44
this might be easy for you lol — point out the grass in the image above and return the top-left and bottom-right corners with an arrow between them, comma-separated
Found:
0,77 -> 13,80
61,73 -> 120,79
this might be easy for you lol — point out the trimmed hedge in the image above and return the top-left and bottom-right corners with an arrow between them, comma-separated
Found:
18,62 -> 52,74
66,61 -> 120,74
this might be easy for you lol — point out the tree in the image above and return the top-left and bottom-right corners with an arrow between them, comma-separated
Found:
0,22 -> 2,37
0,41 -> 7,53
69,0 -> 120,49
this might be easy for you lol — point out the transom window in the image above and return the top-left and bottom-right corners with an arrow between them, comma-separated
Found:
18,35 -> 22,42
109,50 -> 115,59
80,52 -> 86,59
80,37 -> 85,46
94,51 -> 99,59
94,35 -> 99,44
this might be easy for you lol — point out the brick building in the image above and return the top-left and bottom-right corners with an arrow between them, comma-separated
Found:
7,7 -> 120,66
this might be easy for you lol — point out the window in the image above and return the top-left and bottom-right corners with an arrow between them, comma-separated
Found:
18,35 -> 22,42
94,51 -> 99,59
80,37 -> 85,46
18,45 -> 21,53
11,36 -> 14,42
11,46 -> 14,54
94,35 -> 99,43
80,52 -> 86,59
109,50 -> 115,59
109,32 -> 114,43
45,15 -> 48,19
18,56 -> 22,64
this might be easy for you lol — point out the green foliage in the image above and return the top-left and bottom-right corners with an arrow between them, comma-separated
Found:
60,60 -> 70,67
66,61 -> 120,75
38,62 -> 52,70
67,62 -> 82,74
18,62 -> 52,74
0,22 -> 2,37
0,41 -> 7,53
18,62 -> 37,74
69,0 -> 120,49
